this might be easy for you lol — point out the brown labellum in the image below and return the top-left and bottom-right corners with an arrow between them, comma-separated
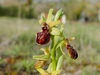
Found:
66,45 -> 78,59
36,24 -> 50,45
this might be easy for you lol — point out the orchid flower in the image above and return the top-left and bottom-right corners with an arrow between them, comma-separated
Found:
33,8 -> 78,75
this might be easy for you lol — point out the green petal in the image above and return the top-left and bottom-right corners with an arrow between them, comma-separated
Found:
48,20 -> 60,28
50,27 -> 60,36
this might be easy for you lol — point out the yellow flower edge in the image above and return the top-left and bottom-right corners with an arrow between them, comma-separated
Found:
48,20 -> 61,28
39,20 -> 61,27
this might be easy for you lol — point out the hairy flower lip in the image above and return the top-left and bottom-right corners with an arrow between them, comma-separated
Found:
65,38 -> 78,59
36,31 -> 50,45
66,44 -> 78,59
36,24 -> 50,45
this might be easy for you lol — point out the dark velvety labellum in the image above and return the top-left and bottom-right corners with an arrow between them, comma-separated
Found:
36,27 -> 50,45
67,45 -> 78,59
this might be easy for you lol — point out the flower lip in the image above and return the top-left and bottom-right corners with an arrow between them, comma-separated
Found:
66,44 -> 78,59
36,23 -> 50,45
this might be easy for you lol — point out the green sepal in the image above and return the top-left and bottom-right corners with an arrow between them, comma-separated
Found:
54,8 -> 63,21
46,8 -> 53,24
33,55 -> 50,61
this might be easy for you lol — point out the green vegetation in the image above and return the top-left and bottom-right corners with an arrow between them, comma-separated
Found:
0,6 -> 36,18
1,0 -> 100,21
0,17 -> 100,75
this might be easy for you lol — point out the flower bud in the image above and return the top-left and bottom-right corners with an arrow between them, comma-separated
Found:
36,25 -> 50,45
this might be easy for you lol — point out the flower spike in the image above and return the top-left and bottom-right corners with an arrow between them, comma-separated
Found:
34,8 -> 78,75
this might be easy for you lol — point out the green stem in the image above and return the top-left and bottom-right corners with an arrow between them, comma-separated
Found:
51,36 -> 57,71
51,44 -> 57,71
52,58 -> 57,71
51,36 -> 56,59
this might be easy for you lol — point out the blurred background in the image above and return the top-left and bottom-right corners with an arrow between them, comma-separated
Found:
0,0 -> 100,75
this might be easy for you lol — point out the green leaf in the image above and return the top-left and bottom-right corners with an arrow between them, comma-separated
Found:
33,55 -> 50,61
46,8 -> 53,24
56,55 -> 63,70
50,27 -> 60,36
47,63 -> 53,73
